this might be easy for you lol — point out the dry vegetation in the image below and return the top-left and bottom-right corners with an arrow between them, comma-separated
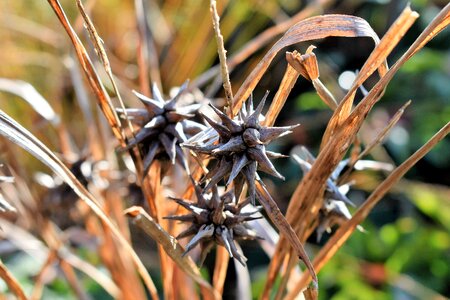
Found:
0,1 -> 449,299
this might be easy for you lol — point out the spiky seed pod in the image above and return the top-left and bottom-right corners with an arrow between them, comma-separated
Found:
119,81 -> 206,175
165,181 -> 262,266
293,148 -> 388,241
183,92 -> 298,201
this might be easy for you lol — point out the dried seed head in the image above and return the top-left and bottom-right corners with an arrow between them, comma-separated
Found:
165,182 -> 262,266
119,82 -> 206,175
286,46 -> 319,81
183,93 -> 298,201
292,147 -> 374,241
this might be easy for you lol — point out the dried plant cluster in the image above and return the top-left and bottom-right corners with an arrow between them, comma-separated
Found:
121,82 -> 206,173
184,93 -> 297,202
0,1 -> 449,300
166,182 -> 261,266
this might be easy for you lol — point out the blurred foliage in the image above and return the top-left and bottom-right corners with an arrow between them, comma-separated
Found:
0,0 -> 449,299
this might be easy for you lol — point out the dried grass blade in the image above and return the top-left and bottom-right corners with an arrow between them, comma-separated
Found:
212,246 -> 230,295
269,6 -> 432,293
0,110 -> 159,299
0,259 -> 27,300
0,194 -> 16,215
65,56 -> 104,159
62,249 -> 121,298
264,64 -> 299,127
47,0 -> 125,146
125,206 -> 220,300
210,0 -> 233,113
235,247 -> 252,300
321,6 -> 418,146
59,258 -> 89,300
286,48 -> 338,110
358,100 -> 411,160
232,14 -> 382,116
134,0 -> 162,96
338,100 -> 410,183
284,121 -> 450,299
286,2 -> 449,242
0,78 -> 59,125
76,0 -> 135,136
30,250 -> 57,300
312,79 -> 338,110
255,180 -> 317,289
192,0 -> 335,88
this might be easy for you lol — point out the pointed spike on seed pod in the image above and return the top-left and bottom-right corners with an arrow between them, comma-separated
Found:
152,83 -> 166,105
176,104 -> 202,116
165,111 -> 194,123
144,115 -> 166,129
183,224 -> 215,255
246,93 -> 254,116
238,106 -> 246,121
259,124 -> 299,143
132,90 -> 165,115
227,154 -> 249,186
164,214 -> 196,222
204,160 -> 232,192
177,225 -> 198,239
209,104 -> 242,133
226,233 -> 247,267
266,151 -> 289,159
246,91 -> 268,128
242,162 -> 257,204
122,128 -> 158,151
165,80 -> 189,110
167,196 -> 206,215
217,227 -> 234,257
189,175 -> 207,207
211,136 -> 247,155
159,133 -> 177,164
181,142 -> 216,154
182,119 -> 208,135
201,113 -> 231,139
175,144 -> 190,173
326,179 -> 355,206
247,146 -> 285,180
143,142 -> 160,176
164,123 -> 187,142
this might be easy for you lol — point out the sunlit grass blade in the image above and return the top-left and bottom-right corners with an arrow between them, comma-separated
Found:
232,14 -> 382,116
47,0 -> 126,146
284,121 -> 450,299
0,109 -> 159,299
0,259 -> 27,300
125,206 -> 221,300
